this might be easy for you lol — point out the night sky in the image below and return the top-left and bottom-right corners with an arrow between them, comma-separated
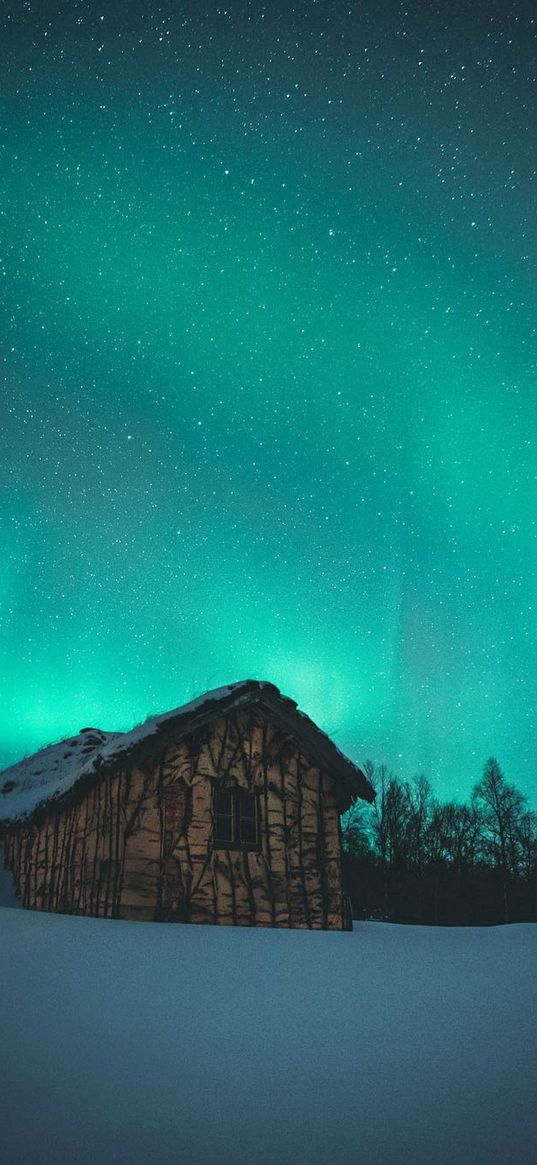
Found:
1,1 -> 535,803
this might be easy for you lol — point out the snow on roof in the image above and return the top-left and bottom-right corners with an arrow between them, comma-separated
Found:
0,681 -> 257,825
0,679 -> 373,825
0,728 -> 123,825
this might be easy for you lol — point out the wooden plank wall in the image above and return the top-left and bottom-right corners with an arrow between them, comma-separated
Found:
3,705 -> 345,928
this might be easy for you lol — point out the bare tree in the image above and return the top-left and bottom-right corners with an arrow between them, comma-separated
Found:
428,801 -> 482,872
340,794 -> 371,856
516,811 -> 537,883
472,757 -> 526,921
404,775 -> 434,873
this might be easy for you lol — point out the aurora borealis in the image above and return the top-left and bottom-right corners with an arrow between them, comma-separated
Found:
1,1 -> 535,801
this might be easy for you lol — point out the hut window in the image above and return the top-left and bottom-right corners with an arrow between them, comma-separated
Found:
214,788 -> 259,849
239,792 -> 257,843
215,789 -> 234,841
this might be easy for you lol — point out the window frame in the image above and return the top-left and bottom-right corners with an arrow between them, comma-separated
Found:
213,786 -> 261,852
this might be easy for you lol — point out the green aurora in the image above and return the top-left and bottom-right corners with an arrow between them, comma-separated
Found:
1,1 -> 535,801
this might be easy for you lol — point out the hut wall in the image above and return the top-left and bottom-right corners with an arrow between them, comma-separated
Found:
3,705 -> 346,929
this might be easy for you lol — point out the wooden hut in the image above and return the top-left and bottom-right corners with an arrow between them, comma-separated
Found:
0,680 -> 374,929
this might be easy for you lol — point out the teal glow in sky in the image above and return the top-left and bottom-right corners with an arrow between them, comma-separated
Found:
1,1 -> 536,802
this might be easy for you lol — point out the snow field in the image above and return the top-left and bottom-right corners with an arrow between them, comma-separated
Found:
1,908 -> 536,1165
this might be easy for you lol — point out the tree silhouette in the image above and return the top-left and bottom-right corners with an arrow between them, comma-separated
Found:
341,755 -> 537,925
472,757 -> 526,921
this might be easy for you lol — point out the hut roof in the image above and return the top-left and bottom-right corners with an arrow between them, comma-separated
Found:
0,680 -> 375,825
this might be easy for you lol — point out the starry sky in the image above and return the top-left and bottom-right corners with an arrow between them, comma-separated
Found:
1,0 -> 536,803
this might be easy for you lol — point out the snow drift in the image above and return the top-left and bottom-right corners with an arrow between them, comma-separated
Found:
1,908 -> 536,1165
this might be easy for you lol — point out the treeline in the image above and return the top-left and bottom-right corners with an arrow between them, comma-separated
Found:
342,757 -> 537,925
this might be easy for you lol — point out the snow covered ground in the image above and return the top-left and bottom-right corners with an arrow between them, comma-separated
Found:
1,906 -> 536,1165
